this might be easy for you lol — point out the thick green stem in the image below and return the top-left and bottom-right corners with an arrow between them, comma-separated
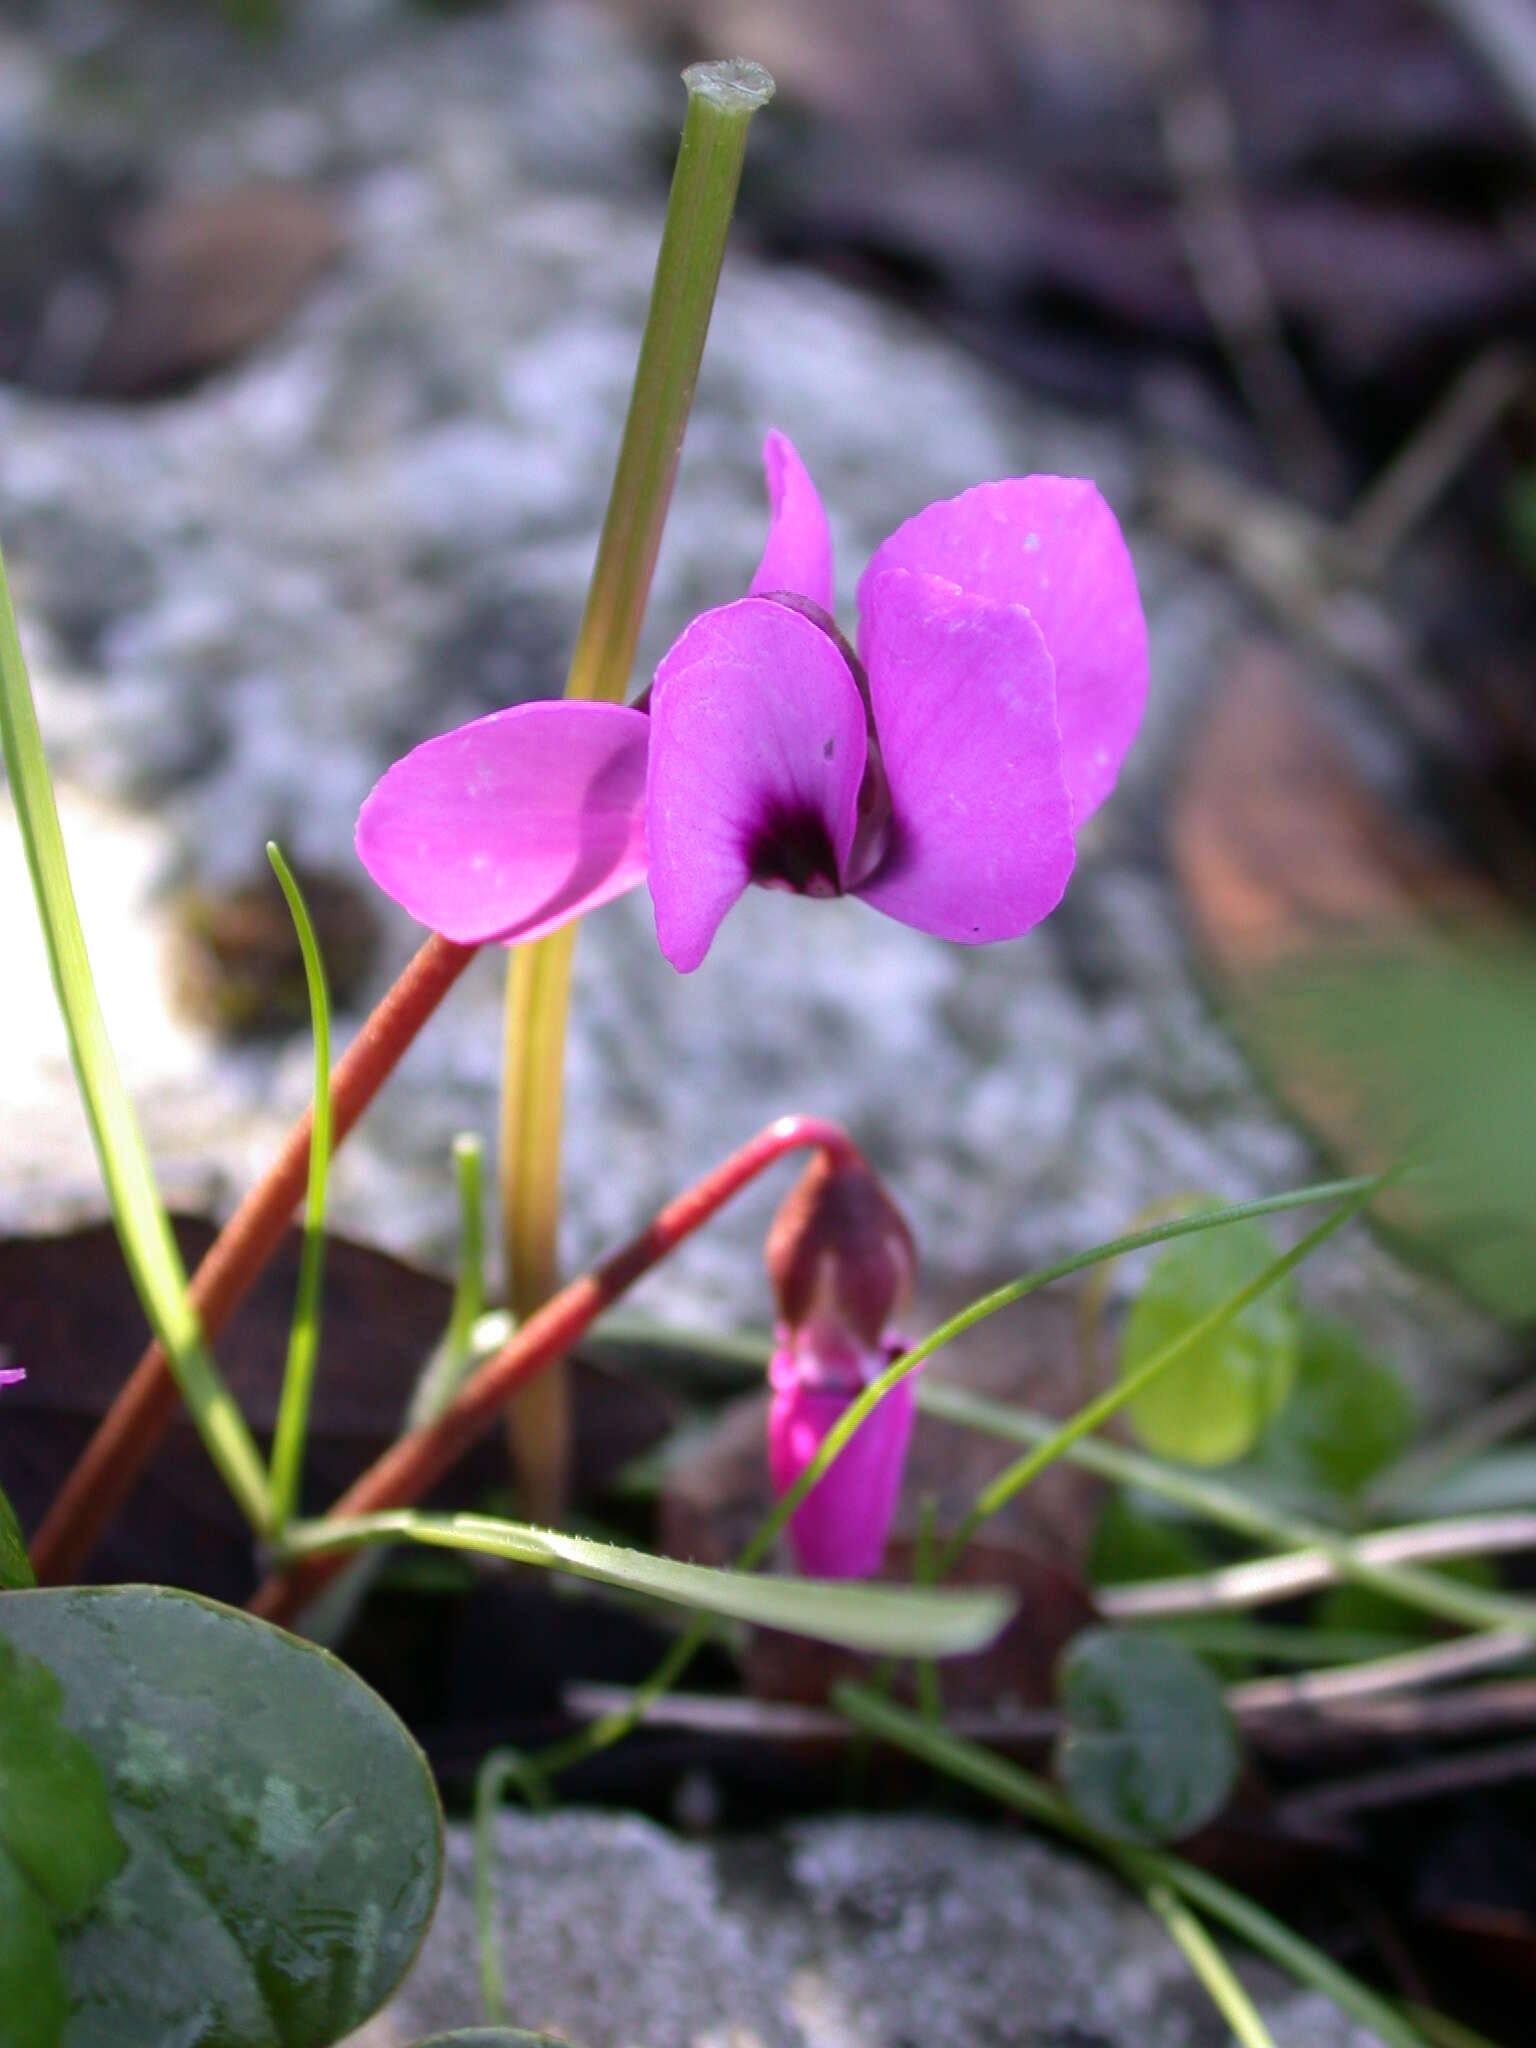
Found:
499,57 -> 774,1518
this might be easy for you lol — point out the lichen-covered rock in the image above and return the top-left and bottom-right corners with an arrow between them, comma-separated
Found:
350,1812 -> 1385,2048
0,0 -> 1498,1406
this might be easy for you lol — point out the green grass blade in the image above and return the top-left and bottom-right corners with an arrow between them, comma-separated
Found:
0,543 -> 271,1535
1143,1884 -> 1279,2048
937,1193 -> 1372,1573
833,1684 -> 1430,2048
281,1509 -> 1014,1657
509,1171 -> 1407,1786
266,843 -> 333,1529
758,1179 -> 1392,1591
409,1134 -> 486,1431
473,1748 -> 553,2024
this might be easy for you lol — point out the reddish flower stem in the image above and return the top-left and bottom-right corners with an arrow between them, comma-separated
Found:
29,934 -> 478,1585
248,1114 -> 860,1627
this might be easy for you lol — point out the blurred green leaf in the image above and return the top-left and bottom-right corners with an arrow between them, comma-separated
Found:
0,1586 -> 442,2047
284,1508 -> 1015,1658
0,1635 -> 124,1919
1316,1554 -> 1504,1644
1089,1493 -> 1212,1589
0,1845 -> 66,2048
1413,1449 -> 1536,1516
0,1633 -> 124,2048
1256,1315 -> 1416,1501
1054,1628 -> 1240,1845
1253,941 -> 1536,1319
0,1487 -> 34,1592
1120,1225 -> 1298,1466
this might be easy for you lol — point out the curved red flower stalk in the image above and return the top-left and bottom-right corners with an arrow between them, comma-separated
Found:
248,1113 -> 860,1626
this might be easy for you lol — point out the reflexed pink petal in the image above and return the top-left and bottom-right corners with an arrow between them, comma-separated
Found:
768,1356 -> 915,1579
646,598 -> 868,972
748,430 -> 835,612
860,476 -> 1147,820
0,1367 -> 23,1387
356,701 -> 650,946
854,568 -> 1075,943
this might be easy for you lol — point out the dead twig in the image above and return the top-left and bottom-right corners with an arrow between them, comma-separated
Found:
1278,1734 -> 1536,1829
1098,1513 -> 1536,1620
1131,0 -> 1340,499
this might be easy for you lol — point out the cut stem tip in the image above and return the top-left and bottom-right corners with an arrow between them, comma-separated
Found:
683,58 -> 776,112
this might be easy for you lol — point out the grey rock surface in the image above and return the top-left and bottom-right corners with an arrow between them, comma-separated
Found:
0,0 -> 1498,1400
349,1811 -> 1384,2048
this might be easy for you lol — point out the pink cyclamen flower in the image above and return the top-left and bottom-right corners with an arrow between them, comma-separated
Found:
357,433 -> 1148,971
768,1332 -> 916,1579
0,1368 -> 24,1387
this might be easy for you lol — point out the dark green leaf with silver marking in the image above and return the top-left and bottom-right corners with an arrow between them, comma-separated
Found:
0,1586 -> 443,2048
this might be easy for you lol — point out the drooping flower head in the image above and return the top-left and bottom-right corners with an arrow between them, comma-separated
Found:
764,1151 -> 918,1579
357,434 -> 1147,969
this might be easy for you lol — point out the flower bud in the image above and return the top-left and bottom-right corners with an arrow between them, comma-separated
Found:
768,1351 -> 915,1579
764,1153 -> 916,1348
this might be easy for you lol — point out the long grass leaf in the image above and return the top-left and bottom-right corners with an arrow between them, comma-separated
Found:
0,543 -> 270,1533
266,843 -> 333,1527
281,1508 -> 1013,1656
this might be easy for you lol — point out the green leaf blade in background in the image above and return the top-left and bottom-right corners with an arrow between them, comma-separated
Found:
0,1485 -> 36,1591
0,1633 -> 123,2048
1053,1627 -> 1240,1846
1120,1223 -> 1298,1466
1248,940 -> 1536,1320
0,1843 -> 67,2048
1255,1314 -> 1415,1502
284,1510 -> 1015,1658
0,1635 -> 124,1919
0,1586 -> 443,2048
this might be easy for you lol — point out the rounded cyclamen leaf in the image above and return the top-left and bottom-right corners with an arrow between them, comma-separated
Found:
1054,1627 -> 1239,1845
1119,1223 -> 1298,1467
860,475 -> 1147,823
0,1585 -> 443,2048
